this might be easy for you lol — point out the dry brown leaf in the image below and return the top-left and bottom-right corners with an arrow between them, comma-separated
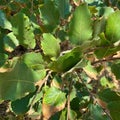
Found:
83,68 -> 97,80
42,102 -> 66,120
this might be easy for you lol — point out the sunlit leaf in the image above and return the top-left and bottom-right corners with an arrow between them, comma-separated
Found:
105,11 -> 120,43
3,32 -> 19,52
43,87 -> 66,119
69,3 -> 93,44
41,33 -> 60,60
11,12 -> 35,49
93,18 -> 106,38
100,76 -> 114,88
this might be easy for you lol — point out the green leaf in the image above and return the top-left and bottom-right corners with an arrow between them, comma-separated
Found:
94,45 -> 120,59
59,109 -> 67,120
93,18 -> 106,38
0,53 -> 8,67
102,7 -> 114,18
111,63 -> 120,80
98,32 -> 110,46
11,12 -> 35,49
105,11 -> 120,43
94,47 -> 110,59
107,101 -> 120,120
42,87 -> 66,119
98,89 -> 120,103
49,47 -> 82,72
11,92 -> 35,115
89,104 -> 110,120
0,59 -> 43,101
69,3 -> 93,44
54,0 -> 70,18
3,32 -> 19,52
22,52 -> 46,80
39,1 -> 60,32
69,109 -> 77,120
22,52 -> 45,71
41,33 -> 60,60
0,10 -> 12,30
43,87 -> 66,107
100,76 -> 114,88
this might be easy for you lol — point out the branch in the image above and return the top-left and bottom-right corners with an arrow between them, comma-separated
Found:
92,56 -> 120,65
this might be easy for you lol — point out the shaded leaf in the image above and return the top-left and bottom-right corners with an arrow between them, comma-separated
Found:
93,18 -> 106,38
69,3 -> 93,44
94,45 -> 120,59
98,89 -> 120,103
111,63 -> 120,80
11,91 -> 35,115
89,104 -> 110,120
107,101 -> 120,120
39,1 -> 60,32
0,53 -> 8,67
55,0 -> 70,18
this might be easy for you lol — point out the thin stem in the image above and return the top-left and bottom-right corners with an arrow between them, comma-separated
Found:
92,56 -> 120,65
67,75 -> 74,120
30,71 -> 52,110
67,93 -> 71,120
30,0 -> 34,14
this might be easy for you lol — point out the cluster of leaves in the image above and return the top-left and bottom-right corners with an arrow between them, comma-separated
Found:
0,0 -> 120,119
